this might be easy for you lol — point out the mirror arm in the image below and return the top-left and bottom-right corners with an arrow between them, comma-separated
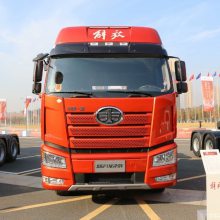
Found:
33,53 -> 49,62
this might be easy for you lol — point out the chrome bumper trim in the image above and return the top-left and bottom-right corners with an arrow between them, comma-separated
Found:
68,183 -> 150,191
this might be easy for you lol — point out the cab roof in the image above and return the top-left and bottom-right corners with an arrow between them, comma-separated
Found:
55,26 -> 162,45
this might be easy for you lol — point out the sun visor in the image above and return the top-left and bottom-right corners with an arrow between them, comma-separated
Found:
50,43 -> 167,57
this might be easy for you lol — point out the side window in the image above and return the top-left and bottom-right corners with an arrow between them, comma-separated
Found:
161,60 -> 171,91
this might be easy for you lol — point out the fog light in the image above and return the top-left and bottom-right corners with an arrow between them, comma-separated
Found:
42,176 -> 64,185
155,173 -> 176,182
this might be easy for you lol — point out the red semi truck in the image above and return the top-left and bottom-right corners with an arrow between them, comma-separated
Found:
32,26 -> 187,195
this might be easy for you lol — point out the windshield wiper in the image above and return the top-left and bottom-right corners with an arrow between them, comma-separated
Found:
106,90 -> 153,97
50,91 -> 94,97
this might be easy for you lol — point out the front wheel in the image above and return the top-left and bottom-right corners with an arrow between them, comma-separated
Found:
0,139 -> 6,166
191,133 -> 202,157
204,134 -> 216,150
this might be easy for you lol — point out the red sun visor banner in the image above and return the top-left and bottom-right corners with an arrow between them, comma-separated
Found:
0,99 -> 7,120
201,76 -> 214,112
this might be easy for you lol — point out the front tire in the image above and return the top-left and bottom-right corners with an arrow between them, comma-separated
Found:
191,133 -> 202,157
0,139 -> 6,166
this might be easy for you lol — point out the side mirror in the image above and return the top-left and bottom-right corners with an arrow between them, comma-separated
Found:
175,60 -> 186,81
177,82 -> 188,94
175,61 -> 181,81
33,60 -> 43,82
180,61 -> 186,81
32,82 -> 42,94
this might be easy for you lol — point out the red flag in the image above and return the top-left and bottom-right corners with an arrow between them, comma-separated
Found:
207,72 -> 211,77
189,74 -> 194,81
24,97 -> 32,116
201,76 -> 214,112
0,99 -> 7,120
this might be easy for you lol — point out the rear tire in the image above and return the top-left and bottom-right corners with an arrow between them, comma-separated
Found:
204,134 -> 216,150
0,139 -> 6,166
191,133 -> 202,157
7,137 -> 19,162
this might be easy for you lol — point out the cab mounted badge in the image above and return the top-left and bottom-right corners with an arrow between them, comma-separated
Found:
95,107 -> 123,125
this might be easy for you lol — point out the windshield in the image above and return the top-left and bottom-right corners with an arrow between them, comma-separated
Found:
46,56 -> 173,97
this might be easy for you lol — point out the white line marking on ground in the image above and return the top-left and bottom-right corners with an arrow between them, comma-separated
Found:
17,155 -> 40,160
0,168 -> 41,175
17,168 -> 41,175
22,170 -> 41,176
178,174 -> 206,183
178,157 -> 201,160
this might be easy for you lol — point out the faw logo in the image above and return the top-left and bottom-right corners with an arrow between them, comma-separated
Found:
95,107 -> 123,125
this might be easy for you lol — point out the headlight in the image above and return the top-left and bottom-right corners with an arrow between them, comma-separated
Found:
42,151 -> 66,169
153,149 -> 176,167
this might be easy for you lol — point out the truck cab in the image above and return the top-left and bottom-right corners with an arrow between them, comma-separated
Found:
32,26 -> 187,193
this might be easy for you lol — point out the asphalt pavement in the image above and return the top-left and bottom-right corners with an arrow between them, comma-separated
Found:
0,138 -> 206,220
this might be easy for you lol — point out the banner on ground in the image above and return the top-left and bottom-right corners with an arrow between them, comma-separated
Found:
0,99 -> 7,120
201,76 -> 214,112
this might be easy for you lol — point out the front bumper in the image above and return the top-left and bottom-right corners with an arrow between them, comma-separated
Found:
41,142 -> 177,191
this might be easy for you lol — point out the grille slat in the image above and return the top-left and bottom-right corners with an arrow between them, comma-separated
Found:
67,113 -> 151,125
68,126 -> 149,137
70,137 -> 148,148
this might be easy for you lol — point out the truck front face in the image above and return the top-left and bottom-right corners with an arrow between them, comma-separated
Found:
34,27 -> 186,191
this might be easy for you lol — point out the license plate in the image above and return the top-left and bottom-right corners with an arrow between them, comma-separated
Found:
94,160 -> 125,173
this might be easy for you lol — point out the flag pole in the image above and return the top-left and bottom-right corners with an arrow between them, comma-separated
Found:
26,108 -> 28,135
217,77 -> 219,120
4,113 -> 6,128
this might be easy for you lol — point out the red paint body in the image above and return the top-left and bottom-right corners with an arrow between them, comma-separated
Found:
41,27 -> 178,191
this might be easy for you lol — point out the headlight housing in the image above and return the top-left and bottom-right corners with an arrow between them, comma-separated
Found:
42,151 -> 66,169
153,149 -> 176,167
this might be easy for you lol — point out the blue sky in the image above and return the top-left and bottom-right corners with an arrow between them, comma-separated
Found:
0,0 -> 220,111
